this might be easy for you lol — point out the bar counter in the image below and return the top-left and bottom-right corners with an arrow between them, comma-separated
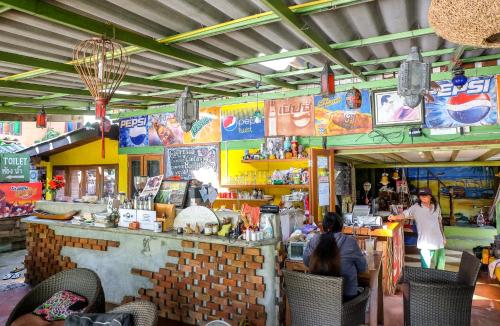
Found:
22,216 -> 278,326
342,222 -> 404,295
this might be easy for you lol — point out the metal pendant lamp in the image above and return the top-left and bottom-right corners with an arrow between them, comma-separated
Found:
36,107 -> 47,128
397,46 -> 431,108
175,86 -> 199,132
320,62 -> 335,97
73,36 -> 130,158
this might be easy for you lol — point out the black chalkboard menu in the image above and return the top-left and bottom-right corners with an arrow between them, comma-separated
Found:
164,144 -> 219,182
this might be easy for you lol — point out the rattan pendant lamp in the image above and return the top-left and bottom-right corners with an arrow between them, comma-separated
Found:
428,0 -> 500,48
73,36 -> 130,158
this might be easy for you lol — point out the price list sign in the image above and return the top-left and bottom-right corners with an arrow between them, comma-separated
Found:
164,144 -> 219,183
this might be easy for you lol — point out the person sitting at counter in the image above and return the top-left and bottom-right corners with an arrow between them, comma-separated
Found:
303,212 -> 367,301
389,187 -> 446,270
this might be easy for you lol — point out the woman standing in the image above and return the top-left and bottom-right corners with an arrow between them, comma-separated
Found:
389,188 -> 446,269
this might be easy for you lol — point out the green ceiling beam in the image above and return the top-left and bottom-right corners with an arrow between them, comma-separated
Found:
0,5 -> 10,14
260,0 -> 364,79
0,96 -> 88,107
448,45 -> 467,70
0,80 -> 171,103
0,51 -> 236,97
0,106 -> 94,115
151,27 -> 434,81
0,0 -> 294,90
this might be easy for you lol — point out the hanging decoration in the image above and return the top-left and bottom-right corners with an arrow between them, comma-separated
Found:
73,36 -> 130,158
346,87 -> 362,109
253,81 -> 262,124
397,46 -> 431,108
428,0 -> 499,48
451,60 -> 468,89
392,169 -> 400,180
175,86 -> 199,132
36,107 -> 47,129
320,62 -> 335,97
380,172 -> 390,186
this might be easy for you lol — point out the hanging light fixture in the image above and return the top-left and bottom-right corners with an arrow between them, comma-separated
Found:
320,61 -> 335,97
253,81 -> 262,124
36,107 -> 46,129
397,46 -> 431,108
175,86 -> 199,132
346,87 -> 362,109
451,60 -> 468,89
73,36 -> 130,158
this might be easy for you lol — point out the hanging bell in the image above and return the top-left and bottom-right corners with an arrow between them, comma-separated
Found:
380,172 -> 390,186
36,108 -> 47,128
320,62 -> 335,97
346,88 -> 362,109
392,169 -> 400,180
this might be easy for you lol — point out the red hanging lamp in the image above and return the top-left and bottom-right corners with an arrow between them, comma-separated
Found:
36,107 -> 47,128
73,36 -> 130,158
320,61 -> 335,97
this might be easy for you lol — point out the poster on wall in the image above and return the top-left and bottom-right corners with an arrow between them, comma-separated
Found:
119,116 -> 148,147
424,75 -> 498,128
148,113 -> 183,146
183,106 -> 221,144
372,90 -> 424,127
0,182 -> 42,218
314,90 -> 373,135
264,96 -> 315,136
221,102 -> 265,141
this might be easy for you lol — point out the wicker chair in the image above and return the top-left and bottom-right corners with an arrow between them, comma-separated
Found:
108,300 -> 158,326
284,270 -> 370,326
401,251 -> 481,326
6,268 -> 105,326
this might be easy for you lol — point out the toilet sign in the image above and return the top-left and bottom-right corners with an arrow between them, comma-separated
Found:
0,153 -> 30,182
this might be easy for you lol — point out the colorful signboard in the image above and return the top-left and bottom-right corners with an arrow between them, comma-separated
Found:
148,113 -> 183,146
314,90 -> 372,135
221,102 -> 265,141
183,106 -> 221,144
264,96 -> 315,136
0,182 -> 42,218
119,116 -> 148,147
372,90 -> 424,127
0,153 -> 30,182
424,75 -> 498,128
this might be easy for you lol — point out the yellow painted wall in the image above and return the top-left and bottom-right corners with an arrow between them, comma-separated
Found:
118,154 -> 128,195
50,139 -> 119,166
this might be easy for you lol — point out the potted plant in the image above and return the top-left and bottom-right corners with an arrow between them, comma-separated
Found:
47,175 -> 65,201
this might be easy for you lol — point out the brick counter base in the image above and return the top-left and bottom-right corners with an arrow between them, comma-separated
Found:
124,241 -> 267,326
25,224 -> 120,285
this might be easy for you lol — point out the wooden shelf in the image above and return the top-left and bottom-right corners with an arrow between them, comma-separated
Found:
221,184 -> 310,189
241,158 -> 309,164
215,198 -> 272,202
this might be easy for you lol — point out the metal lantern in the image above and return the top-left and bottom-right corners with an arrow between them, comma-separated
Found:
451,62 -> 468,89
73,37 -> 130,158
36,108 -> 46,128
320,62 -> 335,97
380,172 -> 390,186
175,87 -> 199,132
346,87 -> 362,109
397,46 -> 431,108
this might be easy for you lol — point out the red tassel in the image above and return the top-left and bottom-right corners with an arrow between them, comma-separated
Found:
101,117 -> 105,159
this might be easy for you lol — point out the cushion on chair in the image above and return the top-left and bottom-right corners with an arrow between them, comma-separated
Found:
64,313 -> 133,326
32,290 -> 88,321
10,313 -> 65,326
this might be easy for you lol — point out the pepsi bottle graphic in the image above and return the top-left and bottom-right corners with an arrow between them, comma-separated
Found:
268,101 -> 277,136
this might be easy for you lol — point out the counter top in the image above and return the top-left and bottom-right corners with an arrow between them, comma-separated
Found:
342,222 -> 401,237
35,200 -> 107,214
22,216 -> 278,248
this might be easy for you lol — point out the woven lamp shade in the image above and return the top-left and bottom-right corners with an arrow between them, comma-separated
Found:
428,0 -> 500,48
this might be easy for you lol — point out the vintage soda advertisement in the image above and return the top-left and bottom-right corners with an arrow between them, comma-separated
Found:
221,102 -> 265,141
264,96 -> 315,136
0,182 -> 42,218
119,115 -> 149,147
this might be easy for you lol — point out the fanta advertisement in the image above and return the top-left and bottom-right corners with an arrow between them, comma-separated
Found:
221,102 -> 265,141
425,76 -> 498,128
119,115 -> 149,147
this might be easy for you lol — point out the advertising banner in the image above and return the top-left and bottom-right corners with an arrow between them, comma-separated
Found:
221,102 -> 265,141
264,96 -> 315,136
119,116 -> 148,147
183,106 -> 221,144
0,182 -> 42,218
148,113 -> 183,146
314,90 -> 372,136
0,153 -> 30,182
424,75 -> 498,128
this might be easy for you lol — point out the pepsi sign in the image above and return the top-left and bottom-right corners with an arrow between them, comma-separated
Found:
425,76 -> 498,128
221,103 -> 265,141
119,115 -> 149,147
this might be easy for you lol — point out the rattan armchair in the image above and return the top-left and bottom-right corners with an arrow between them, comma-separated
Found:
6,268 -> 105,326
284,270 -> 370,326
108,300 -> 158,326
401,251 -> 481,326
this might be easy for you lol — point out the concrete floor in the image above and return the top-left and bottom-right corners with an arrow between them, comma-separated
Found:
0,249 -> 499,325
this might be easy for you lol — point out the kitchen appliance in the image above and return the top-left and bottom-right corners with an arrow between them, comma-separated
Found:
133,176 -> 148,197
260,205 -> 280,240
356,215 -> 383,227
288,241 -> 307,261
118,209 -> 137,228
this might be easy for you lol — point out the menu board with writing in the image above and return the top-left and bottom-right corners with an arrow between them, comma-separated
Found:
164,144 -> 219,185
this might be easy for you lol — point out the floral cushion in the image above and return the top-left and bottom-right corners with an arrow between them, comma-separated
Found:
32,290 -> 88,321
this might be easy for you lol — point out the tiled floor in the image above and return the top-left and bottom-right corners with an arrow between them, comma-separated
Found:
1,249 -> 499,325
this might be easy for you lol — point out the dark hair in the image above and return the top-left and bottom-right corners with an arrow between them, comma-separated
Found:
417,194 -> 438,212
322,212 -> 344,233
308,232 -> 341,277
